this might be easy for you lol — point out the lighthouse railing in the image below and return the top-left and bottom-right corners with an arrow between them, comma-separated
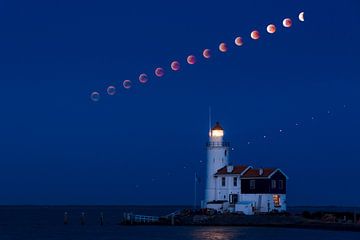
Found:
206,142 -> 230,147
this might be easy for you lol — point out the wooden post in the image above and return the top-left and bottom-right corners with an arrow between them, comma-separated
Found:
100,212 -> 104,225
80,212 -> 85,225
171,214 -> 175,226
64,212 -> 68,225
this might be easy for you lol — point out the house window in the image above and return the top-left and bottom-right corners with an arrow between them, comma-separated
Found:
273,194 -> 281,207
271,180 -> 276,189
233,177 -> 237,187
221,177 -> 226,187
278,180 -> 284,190
250,180 -> 255,189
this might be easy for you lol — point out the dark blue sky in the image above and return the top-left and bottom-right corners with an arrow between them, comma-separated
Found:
0,0 -> 359,206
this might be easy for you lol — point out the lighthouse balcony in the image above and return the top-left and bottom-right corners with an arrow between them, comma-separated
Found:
206,142 -> 230,147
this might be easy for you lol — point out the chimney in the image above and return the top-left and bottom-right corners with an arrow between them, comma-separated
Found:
227,165 -> 234,173
259,168 -> 264,176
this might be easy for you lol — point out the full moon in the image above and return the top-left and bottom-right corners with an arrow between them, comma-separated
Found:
299,12 -> 304,22
203,49 -> 211,59
171,61 -> 181,71
107,86 -> 116,95
123,80 -> 132,89
251,30 -> 260,40
187,55 -> 196,64
219,43 -> 227,52
266,24 -> 276,34
155,67 -> 165,77
283,18 -> 292,28
234,37 -> 243,46
139,73 -> 148,84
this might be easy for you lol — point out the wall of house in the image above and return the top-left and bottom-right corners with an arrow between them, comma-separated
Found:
241,172 -> 287,194
239,194 -> 287,212
215,175 -> 241,201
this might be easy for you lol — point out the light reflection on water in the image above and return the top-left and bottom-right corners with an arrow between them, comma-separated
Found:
191,227 -> 246,240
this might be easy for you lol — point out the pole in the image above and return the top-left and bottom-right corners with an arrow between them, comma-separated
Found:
194,172 -> 197,210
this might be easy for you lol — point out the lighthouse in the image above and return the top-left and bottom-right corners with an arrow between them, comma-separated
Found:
204,122 -> 230,203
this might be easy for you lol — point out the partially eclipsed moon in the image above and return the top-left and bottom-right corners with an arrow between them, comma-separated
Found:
299,12 -> 304,22
187,55 -> 196,64
203,49 -> 211,59
219,43 -> 227,52
155,67 -> 165,77
90,91 -> 100,102
266,24 -> 276,34
283,18 -> 292,28
107,86 -> 116,95
123,80 -> 132,89
139,73 -> 148,84
251,30 -> 260,40
171,61 -> 180,71
234,37 -> 243,46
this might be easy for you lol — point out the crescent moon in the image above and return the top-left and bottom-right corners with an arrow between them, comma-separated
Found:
219,43 -> 227,52
250,30 -> 260,40
203,49 -> 211,59
282,18 -> 292,28
234,37 -> 243,46
299,12 -> 304,22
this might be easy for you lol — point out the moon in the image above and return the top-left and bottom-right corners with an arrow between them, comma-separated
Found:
107,86 -> 116,95
219,43 -> 227,52
283,18 -> 292,28
266,24 -> 276,34
155,67 -> 165,77
171,61 -> 181,71
299,12 -> 304,22
234,37 -> 243,46
251,30 -> 260,40
90,91 -> 100,102
187,55 -> 196,64
139,73 -> 148,84
203,49 -> 211,59
123,80 -> 132,89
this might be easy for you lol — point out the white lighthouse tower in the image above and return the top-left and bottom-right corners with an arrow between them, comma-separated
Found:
204,122 -> 230,203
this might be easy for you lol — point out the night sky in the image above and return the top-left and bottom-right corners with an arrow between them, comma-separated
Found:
0,0 -> 359,206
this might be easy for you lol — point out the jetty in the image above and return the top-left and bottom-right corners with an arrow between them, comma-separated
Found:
121,208 -> 360,232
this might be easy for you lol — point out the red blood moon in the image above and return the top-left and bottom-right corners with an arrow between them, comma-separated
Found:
234,37 -> 243,46
266,24 -> 276,34
171,61 -> 180,71
155,67 -> 165,77
203,49 -> 211,59
139,73 -> 149,84
219,43 -> 227,52
123,80 -> 132,89
283,18 -> 292,28
250,30 -> 260,40
187,55 -> 196,64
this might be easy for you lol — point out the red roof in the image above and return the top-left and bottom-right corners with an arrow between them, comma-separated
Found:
241,168 -> 276,178
211,122 -> 224,131
216,165 -> 250,175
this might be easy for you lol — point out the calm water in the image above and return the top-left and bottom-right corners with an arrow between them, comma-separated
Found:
0,206 -> 359,240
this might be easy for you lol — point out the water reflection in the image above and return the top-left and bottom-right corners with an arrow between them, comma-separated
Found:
191,227 -> 245,240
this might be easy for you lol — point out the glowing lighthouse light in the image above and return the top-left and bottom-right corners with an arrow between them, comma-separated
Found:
209,122 -> 224,138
